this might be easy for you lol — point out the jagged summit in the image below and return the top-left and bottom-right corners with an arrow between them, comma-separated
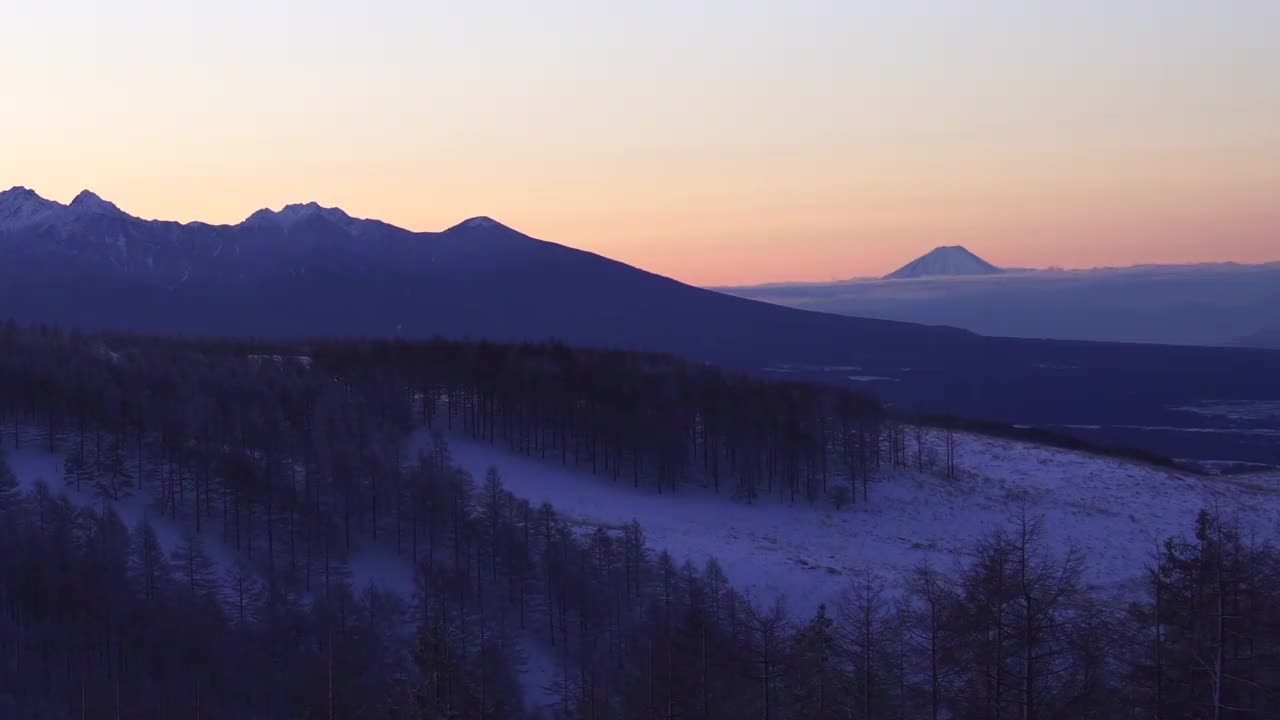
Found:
69,190 -> 127,217
2,186 -> 135,227
0,186 -> 65,227
1,185 -> 40,199
244,201 -> 359,230
884,245 -> 1002,279
2,186 -> 521,238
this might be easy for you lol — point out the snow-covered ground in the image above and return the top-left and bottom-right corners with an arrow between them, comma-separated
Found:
8,439 -> 435,607
13,428 -> 1279,714
439,430 -> 1280,614
6,437 -> 580,715
6,443 -> 239,569
16,428 -> 1276,617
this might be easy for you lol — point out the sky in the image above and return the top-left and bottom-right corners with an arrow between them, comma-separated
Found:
3,1 -> 1278,286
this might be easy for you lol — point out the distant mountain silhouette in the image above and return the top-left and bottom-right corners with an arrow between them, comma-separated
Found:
885,245 -> 1001,279
0,186 -> 969,362
722,261 -> 1280,348
4,186 -> 1278,467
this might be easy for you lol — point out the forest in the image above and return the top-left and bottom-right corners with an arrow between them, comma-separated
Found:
1,321 -> 1278,718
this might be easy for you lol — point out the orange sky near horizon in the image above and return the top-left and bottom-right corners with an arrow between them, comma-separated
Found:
4,1 -> 1278,286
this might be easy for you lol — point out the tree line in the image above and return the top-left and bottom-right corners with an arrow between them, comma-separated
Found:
1,321 -> 891,528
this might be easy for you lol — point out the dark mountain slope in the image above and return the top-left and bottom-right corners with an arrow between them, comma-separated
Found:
0,188 -> 970,366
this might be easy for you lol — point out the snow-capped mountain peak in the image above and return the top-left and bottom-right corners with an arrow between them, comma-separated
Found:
884,245 -> 1002,279
69,189 -> 128,218
0,186 -> 66,229
447,216 -> 515,234
280,201 -> 343,219
1,187 -> 138,230
244,201 -> 356,231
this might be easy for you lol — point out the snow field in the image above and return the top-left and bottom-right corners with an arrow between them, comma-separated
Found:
439,429 -> 1280,615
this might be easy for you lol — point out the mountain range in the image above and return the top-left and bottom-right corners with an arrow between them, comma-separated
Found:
0,186 -> 966,359
4,186 -> 1279,466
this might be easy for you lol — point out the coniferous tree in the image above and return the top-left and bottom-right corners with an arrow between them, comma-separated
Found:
787,603 -> 843,719
129,515 -> 171,603
171,530 -> 219,598
0,447 -> 18,514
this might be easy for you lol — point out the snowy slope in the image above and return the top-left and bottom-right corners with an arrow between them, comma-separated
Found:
14,429 -> 1278,616
435,429 -> 1280,614
6,443 -> 238,569
6,436 -> 558,712
7,439 -> 421,597
12,427 -> 1278,714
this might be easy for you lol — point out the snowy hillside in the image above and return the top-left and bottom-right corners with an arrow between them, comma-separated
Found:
6,444 -> 239,569
14,427 -> 1278,616
9,425 -> 1279,715
5,438 -> 428,603
433,429 -> 1280,613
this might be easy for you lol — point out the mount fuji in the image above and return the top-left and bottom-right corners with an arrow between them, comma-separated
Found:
884,245 -> 1002,279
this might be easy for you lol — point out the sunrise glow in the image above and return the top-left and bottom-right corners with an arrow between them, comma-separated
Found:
5,1 -> 1278,285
